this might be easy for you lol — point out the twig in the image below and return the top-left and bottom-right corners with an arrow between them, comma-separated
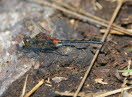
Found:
100,28 -> 132,34
55,86 -> 132,97
100,29 -> 124,35
20,74 -> 28,97
33,0 -> 132,35
74,0 -> 124,97
24,79 -> 44,97
55,91 -> 105,97
55,91 -> 90,97
52,0 -> 132,36
97,86 -> 132,97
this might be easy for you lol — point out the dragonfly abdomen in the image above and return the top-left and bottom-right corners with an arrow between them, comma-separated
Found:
55,38 -> 103,47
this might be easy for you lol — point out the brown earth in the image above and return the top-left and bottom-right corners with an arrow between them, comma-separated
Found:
1,0 -> 132,97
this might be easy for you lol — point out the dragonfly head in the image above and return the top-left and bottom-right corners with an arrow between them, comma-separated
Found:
23,36 -> 31,46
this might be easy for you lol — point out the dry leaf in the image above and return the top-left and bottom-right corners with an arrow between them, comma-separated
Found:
95,78 -> 108,85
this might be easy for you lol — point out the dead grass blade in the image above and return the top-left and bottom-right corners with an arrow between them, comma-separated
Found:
55,86 -> 132,97
24,79 -> 44,97
55,91 -> 106,97
52,0 -> 132,36
98,86 -> 132,97
20,74 -> 28,97
33,0 -> 132,35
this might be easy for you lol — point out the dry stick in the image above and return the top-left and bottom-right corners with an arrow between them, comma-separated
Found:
20,74 -> 29,97
33,0 -> 132,35
55,91 -> 106,97
55,86 -> 132,97
98,86 -> 132,97
73,0 -> 124,97
24,79 -> 44,97
52,0 -> 132,35
100,29 -> 124,35
55,91 -> 91,97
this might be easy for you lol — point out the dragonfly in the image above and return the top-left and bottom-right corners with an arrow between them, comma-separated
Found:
23,20 -> 103,53
23,32 -> 103,52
